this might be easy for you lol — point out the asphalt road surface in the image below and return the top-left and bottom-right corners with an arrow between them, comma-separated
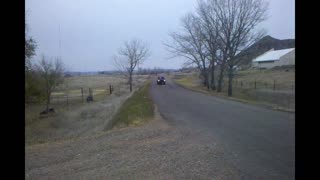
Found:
150,77 -> 295,179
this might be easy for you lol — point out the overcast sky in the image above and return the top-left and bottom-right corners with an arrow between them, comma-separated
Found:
26,0 -> 295,72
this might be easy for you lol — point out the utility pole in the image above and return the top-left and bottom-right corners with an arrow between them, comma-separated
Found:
58,24 -> 62,59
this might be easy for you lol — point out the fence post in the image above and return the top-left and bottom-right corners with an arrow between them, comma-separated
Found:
240,81 -> 243,88
81,88 -> 84,103
90,88 -> 93,100
109,84 -> 113,94
92,88 -> 94,100
66,93 -> 69,106
273,80 -> 276,91
87,88 -> 91,102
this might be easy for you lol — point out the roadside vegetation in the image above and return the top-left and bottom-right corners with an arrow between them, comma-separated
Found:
25,74 -> 149,145
173,66 -> 295,112
106,81 -> 154,130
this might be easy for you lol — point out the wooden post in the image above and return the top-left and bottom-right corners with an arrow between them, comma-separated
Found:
89,88 -> 93,100
240,81 -> 243,88
88,88 -> 91,103
81,88 -> 84,103
273,80 -> 276,91
92,88 -> 94,101
109,85 -> 113,94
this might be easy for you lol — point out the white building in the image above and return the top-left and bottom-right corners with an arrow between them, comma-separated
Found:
252,48 -> 295,69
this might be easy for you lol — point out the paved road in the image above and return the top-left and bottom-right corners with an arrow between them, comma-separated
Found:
150,77 -> 295,179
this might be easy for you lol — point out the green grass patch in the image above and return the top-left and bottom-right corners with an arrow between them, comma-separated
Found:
106,81 -> 154,130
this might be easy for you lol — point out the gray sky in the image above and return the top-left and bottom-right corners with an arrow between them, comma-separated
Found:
26,0 -> 295,72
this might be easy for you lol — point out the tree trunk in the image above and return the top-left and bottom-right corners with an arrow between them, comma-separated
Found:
46,79 -> 50,112
202,69 -> 209,90
201,69 -> 206,86
228,66 -> 234,97
217,62 -> 226,92
210,62 -> 216,90
46,92 -> 50,113
205,74 -> 209,90
129,74 -> 133,92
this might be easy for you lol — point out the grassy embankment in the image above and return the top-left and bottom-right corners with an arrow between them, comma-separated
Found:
106,81 -> 154,130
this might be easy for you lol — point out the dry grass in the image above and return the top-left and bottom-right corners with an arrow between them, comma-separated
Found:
172,68 -> 295,112
25,74 -> 149,146
174,76 -> 198,88
234,68 -> 295,90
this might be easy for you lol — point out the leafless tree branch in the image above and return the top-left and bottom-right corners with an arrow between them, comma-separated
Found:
113,39 -> 150,92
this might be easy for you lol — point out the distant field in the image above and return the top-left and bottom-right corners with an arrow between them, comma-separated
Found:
53,74 -> 148,95
172,67 -> 295,111
25,74 -> 149,145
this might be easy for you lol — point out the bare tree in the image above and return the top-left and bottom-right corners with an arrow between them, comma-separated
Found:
204,0 -> 268,96
196,0 -> 223,90
165,13 -> 211,89
36,55 -> 65,113
114,39 -> 150,92
25,11 -> 39,102
25,11 -> 37,70
25,27 -> 37,99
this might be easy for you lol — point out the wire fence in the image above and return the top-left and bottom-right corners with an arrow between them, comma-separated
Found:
220,79 -> 295,110
174,72 -> 295,110
26,85 -> 115,106
231,79 -> 295,94
50,85 -> 114,105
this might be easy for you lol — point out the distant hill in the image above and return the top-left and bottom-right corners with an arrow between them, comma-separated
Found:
236,35 -> 295,69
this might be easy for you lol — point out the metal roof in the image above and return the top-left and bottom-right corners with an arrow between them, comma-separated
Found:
253,48 -> 295,62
